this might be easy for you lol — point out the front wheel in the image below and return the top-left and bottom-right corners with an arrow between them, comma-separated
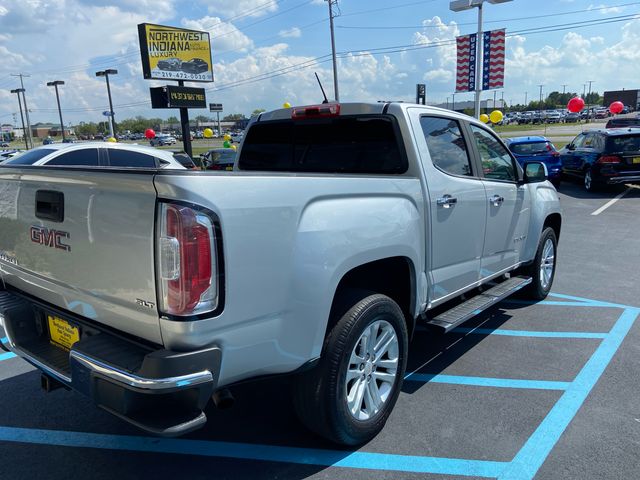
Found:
521,227 -> 558,300
292,293 -> 408,446
584,168 -> 598,192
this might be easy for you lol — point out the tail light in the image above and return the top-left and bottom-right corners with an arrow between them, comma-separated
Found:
291,103 -> 340,119
597,155 -> 621,164
157,203 -> 218,316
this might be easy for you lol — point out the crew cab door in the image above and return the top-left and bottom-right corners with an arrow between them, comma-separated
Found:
409,111 -> 487,303
468,124 -> 530,276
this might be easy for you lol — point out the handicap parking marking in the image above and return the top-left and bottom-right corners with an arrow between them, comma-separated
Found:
0,337 -> 15,362
0,294 -> 637,480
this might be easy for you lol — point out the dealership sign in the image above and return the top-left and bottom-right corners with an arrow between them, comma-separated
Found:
149,86 -> 207,109
137,23 -> 213,82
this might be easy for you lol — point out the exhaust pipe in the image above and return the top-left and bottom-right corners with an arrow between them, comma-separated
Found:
41,374 -> 65,393
212,388 -> 235,409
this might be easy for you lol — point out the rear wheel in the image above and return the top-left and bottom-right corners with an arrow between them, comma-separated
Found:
521,227 -> 557,300
292,293 -> 408,446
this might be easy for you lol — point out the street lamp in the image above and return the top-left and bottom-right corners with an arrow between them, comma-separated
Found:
95,69 -> 118,138
10,88 -> 28,150
449,0 -> 513,119
47,80 -> 66,141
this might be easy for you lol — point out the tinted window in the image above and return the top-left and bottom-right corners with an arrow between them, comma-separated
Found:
173,153 -> 196,169
238,115 -> 406,174
420,117 -> 472,176
5,148 -> 56,165
572,134 -> 587,148
607,134 -> 640,153
47,149 -> 99,166
509,142 -> 552,155
471,125 -> 516,182
107,149 -> 157,168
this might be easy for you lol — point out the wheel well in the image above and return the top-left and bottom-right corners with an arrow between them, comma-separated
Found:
544,213 -> 562,241
327,257 -> 415,339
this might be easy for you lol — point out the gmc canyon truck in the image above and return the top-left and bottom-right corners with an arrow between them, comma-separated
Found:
0,103 -> 561,446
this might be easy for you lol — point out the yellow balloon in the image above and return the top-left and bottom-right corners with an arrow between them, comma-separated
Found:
107,137 -> 117,142
230,144 -> 237,151
489,110 -> 504,124
223,134 -> 231,141
283,102 -> 291,108
203,128 -> 214,138
479,114 -> 489,124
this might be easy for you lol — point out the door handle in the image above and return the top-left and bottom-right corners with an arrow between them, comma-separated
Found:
436,194 -> 457,208
489,195 -> 504,207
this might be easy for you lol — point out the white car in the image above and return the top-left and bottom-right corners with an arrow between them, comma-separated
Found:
4,142 -> 186,168
150,134 -> 177,146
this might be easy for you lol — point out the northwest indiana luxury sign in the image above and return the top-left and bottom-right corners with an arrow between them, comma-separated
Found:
137,23 -> 213,82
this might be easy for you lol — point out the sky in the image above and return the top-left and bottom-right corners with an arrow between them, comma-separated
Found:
0,0 -> 639,126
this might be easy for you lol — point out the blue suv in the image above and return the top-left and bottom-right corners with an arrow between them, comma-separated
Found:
505,136 -> 561,187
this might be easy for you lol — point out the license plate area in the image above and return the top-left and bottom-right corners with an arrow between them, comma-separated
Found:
47,314 -> 80,351
632,157 -> 640,164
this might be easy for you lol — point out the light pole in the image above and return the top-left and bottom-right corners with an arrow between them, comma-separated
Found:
96,69 -> 118,138
10,88 -> 28,150
449,0 -> 513,119
586,80 -> 595,123
47,80 -> 66,141
326,0 -> 339,101
524,91 -> 528,105
452,92 -> 456,111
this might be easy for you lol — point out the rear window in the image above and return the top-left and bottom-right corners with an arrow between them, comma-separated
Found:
509,142 -> 553,155
606,119 -> 640,128
4,148 -> 56,165
238,115 -> 407,174
607,134 -> 640,153
107,149 -> 157,168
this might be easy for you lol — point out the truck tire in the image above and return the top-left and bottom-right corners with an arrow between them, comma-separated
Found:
521,227 -> 557,300
292,293 -> 408,446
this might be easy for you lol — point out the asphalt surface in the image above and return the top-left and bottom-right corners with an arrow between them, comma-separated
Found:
1,180 -> 639,479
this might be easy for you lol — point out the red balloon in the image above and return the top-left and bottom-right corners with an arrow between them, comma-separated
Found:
567,97 -> 585,113
145,128 -> 156,139
609,101 -> 624,114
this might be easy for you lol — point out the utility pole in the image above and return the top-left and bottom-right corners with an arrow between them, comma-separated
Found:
446,97 -> 450,110
524,91 -> 528,105
562,84 -> 567,95
500,90 -> 504,109
586,80 -> 595,123
10,88 -> 28,150
493,90 -> 497,109
11,74 -> 32,148
47,81 -> 66,141
538,84 -> 544,122
452,92 -> 456,111
96,69 -> 118,138
326,0 -> 340,101
582,84 -> 587,98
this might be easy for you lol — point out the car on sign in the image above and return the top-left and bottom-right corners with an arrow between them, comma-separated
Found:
505,136 -> 562,187
157,57 -> 182,71
4,142 -> 185,169
181,58 -> 208,74
559,128 -> 640,191
201,148 -> 236,170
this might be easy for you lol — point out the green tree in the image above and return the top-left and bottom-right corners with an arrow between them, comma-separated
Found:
222,113 -> 247,121
167,116 -> 179,124
251,109 -> 266,117
194,115 -> 211,123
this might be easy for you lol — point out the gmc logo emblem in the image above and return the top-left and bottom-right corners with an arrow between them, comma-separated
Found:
30,226 -> 71,252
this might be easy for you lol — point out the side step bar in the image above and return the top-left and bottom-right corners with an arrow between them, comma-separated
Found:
426,276 -> 532,333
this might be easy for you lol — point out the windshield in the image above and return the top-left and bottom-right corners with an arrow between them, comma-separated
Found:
607,134 -> 640,153
4,148 -> 56,165
509,142 -> 553,155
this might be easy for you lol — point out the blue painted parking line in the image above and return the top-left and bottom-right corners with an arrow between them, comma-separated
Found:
0,352 -> 15,362
0,425 -> 508,477
405,373 -> 570,391
452,327 -> 609,339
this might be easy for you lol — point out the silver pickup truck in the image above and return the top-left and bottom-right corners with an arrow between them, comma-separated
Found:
0,102 -> 561,446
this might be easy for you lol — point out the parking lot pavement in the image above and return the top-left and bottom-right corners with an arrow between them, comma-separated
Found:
1,181 -> 639,480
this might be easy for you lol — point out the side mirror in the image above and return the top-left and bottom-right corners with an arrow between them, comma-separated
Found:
523,161 -> 548,183
566,143 -> 575,151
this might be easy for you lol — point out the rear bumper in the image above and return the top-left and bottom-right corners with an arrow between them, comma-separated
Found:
0,288 -> 220,437
606,175 -> 640,184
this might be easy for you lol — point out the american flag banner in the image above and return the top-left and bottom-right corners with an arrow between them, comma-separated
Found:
455,33 -> 476,93
482,29 -> 505,90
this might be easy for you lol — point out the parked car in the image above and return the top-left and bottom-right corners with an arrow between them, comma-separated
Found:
172,152 -> 199,170
544,111 -> 562,124
0,142 -> 9,148
559,128 -> 640,191
4,142 -> 186,169
181,58 -> 209,74
230,132 -> 244,144
150,134 -> 177,146
42,137 -> 54,145
0,102 -> 561,446
594,108 -> 609,119
157,57 -> 182,71
0,149 -> 19,163
605,117 -> 640,129
564,112 -> 580,123
201,148 -> 236,170
505,136 -> 562,187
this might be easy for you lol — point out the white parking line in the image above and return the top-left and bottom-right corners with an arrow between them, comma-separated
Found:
591,188 -> 631,216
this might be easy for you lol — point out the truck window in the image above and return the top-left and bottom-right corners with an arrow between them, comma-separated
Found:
238,115 -> 407,174
420,116 -> 473,176
107,149 -> 157,168
470,125 -> 516,182
4,148 -> 56,165
47,149 -> 99,166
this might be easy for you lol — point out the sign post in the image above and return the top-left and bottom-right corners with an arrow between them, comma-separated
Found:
209,103 -> 223,137
138,23 -> 214,158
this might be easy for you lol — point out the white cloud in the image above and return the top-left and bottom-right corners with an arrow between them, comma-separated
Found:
588,3 -> 624,14
204,0 -> 278,19
279,27 -> 301,39
182,16 -> 253,53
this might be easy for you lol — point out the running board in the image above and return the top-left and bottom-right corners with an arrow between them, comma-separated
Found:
426,276 -> 532,333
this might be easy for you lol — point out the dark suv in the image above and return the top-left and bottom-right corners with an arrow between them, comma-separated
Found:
560,128 -> 640,191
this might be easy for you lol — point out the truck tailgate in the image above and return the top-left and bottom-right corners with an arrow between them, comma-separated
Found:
0,167 -> 161,344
